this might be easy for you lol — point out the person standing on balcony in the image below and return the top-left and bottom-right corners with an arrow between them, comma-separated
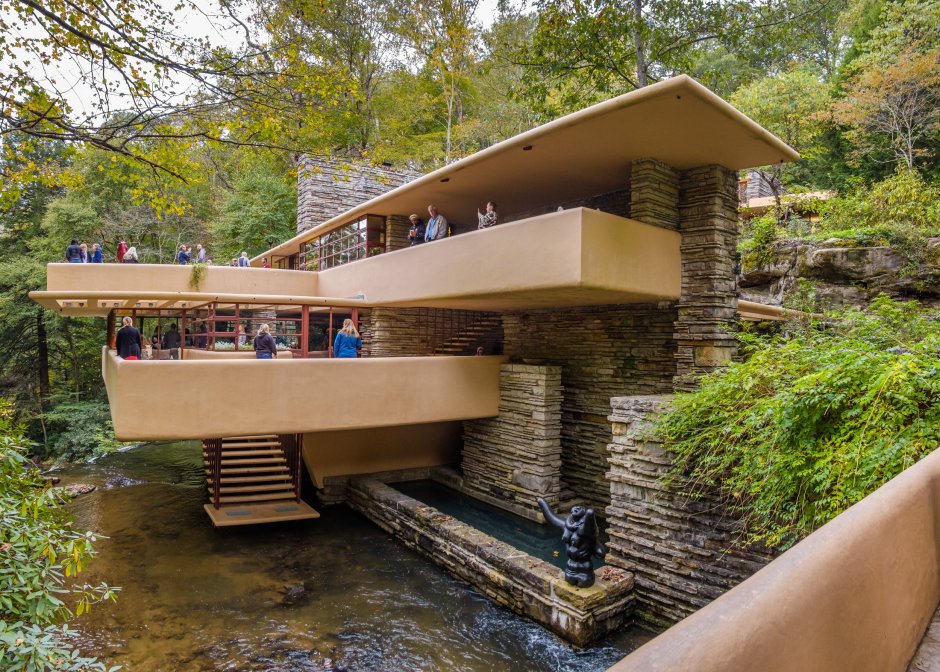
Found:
117,239 -> 128,264
261,257 -> 270,268
238,252 -> 251,267
408,214 -> 425,245
477,202 -> 498,229
195,243 -> 206,263
333,319 -> 362,358
424,205 -> 448,242
123,246 -> 139,263
115,316 -> 142,360
79,243 -> 89,262
253,324 -> 277,359
177,244 -> 190,265
65,239 -> 83,263
163,323 -> 181,359
91,243 -> 103,263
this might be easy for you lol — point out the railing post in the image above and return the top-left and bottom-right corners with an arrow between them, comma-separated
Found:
293,434 -> 302,501
212,438 -> 222,509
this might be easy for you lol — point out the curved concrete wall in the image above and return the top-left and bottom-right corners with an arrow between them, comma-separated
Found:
609,449 -> 940,672
102,348 -> 504,440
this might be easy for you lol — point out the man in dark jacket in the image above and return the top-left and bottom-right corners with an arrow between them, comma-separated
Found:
65,240 -> 83,263
162,323 -> 181,359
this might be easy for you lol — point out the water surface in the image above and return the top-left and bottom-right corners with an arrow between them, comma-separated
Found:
59,442 -> 647,671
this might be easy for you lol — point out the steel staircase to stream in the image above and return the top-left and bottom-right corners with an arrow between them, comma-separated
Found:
202,434 -> 320,527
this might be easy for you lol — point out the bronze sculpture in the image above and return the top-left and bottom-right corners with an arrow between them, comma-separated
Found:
537,498 -> 605,588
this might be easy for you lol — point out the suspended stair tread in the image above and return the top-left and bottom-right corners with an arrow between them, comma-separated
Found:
202,449 -> 284,458
215,441 -> 282,449
214,457 -> 286,466
208,483 -> 297,494
217,491 -> 298,504
203,500 -> 320,527
205,466 -> 290,475
221,435 -> 278,441
211,475 -> 293,484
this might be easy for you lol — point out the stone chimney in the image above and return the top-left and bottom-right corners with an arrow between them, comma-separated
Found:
297,156 -> 420,234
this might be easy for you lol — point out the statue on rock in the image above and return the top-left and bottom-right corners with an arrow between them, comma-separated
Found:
537,498 -> 605,588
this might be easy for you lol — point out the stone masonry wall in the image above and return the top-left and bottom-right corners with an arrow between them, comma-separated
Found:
462,364 -> 563,519
501,187 -> 632,225
358,307 -> 490,357
674,164 -> 740,390
386,214 -> 413,252
630,159 -> 679,231
297,156 -> 419,234
502,304 -> 678,514
605,395 -> 775,630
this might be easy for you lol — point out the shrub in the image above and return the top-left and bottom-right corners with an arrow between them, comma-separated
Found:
0,400 -> 119,671
812,169 -> 940,269
657,296 -> 940,549
42,400 -> 121,463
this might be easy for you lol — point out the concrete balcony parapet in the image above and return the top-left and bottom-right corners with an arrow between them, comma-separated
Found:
102,348 -> 505,441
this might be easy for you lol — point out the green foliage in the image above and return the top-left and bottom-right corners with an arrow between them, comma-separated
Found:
188,263 -> 208,290
657,296 -> 940,549
738,213 -> 780,270
41,401 -> 122,463
0,400 -> 119,671
212,157 -> 297,260
812,169 -> 940,268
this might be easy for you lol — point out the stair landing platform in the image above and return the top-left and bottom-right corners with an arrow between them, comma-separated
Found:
204,500 -> 320,527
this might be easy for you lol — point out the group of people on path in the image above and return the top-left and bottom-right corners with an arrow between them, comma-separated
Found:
65,239 -> 269,267
115,317 -> 361,361
407,202 -> 498,246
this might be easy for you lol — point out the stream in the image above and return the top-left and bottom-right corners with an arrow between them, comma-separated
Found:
58,441 -> 647,671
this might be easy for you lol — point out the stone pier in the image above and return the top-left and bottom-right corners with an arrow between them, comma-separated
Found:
604,395 -> 775,630
461,364 -> 563,520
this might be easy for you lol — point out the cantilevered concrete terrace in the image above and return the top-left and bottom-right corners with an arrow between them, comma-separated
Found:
102,348 -> 504,441
31,208 -> 681,314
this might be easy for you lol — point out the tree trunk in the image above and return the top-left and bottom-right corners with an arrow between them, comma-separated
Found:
633,0 -> 648,87
36,309 -> 50,401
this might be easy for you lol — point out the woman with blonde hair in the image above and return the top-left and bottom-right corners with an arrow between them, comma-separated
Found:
333,318 -> 361,358
123,246 -> 139,263
253,323 -> 277,359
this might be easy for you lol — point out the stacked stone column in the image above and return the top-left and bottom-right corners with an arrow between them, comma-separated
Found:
385,215 -> 413,252
674,164 -> 740,390
461,364 -> 563,519
629,159 -> 680,231
605,396 -> 774,629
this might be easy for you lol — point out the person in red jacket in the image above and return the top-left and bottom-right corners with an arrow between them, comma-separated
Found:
117,240 -> 128,264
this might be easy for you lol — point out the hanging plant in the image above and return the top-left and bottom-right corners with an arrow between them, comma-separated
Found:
189,262 -> 208,289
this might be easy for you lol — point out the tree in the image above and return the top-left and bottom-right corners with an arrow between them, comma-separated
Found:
212,156 -> 297,258
394,0 -> 482,163
835,51 -> 940,170
731,66 -> 833,187
0,0 -> 349,182
833,0 -> 940,170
